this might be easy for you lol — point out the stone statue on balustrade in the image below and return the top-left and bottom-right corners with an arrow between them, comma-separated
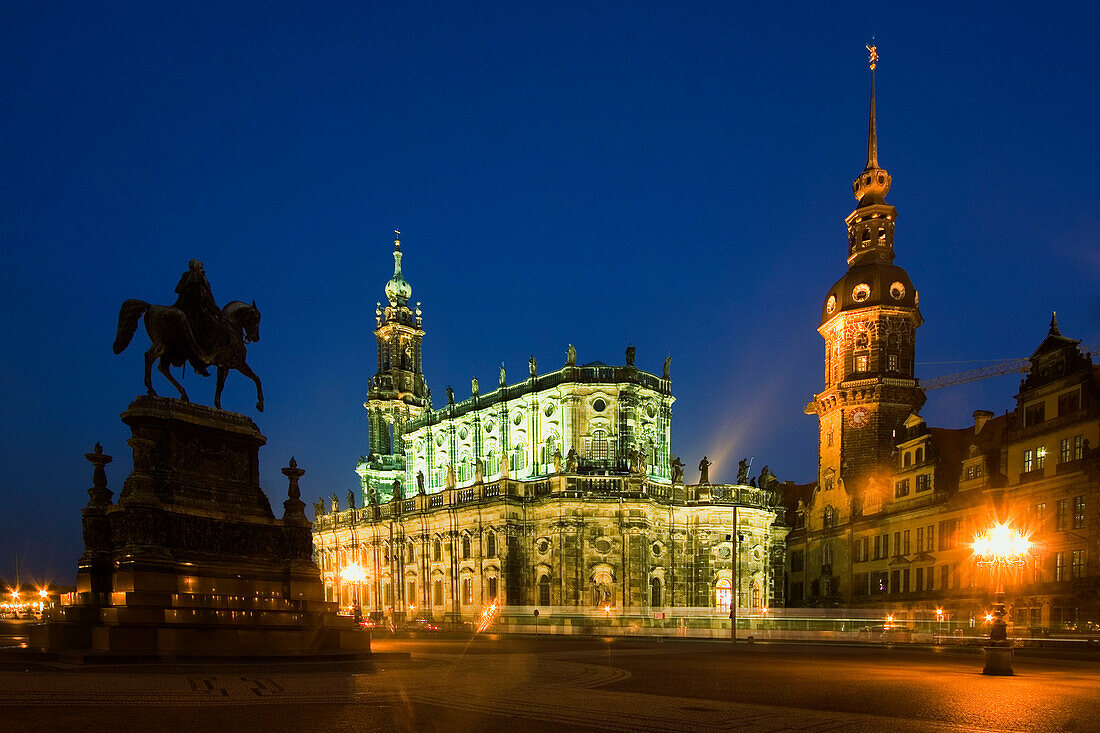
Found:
552,449 -> 563,474
416,470 -> 426,495
391,478 -> 404,501
566,344 -> 576,366
565,448 -> 578,473
670,455 -> 684,484
663,356 -> 671,379
737,458 -> 750,485
446,464 -> 457,489
625,343 -> 636,366
346,488 -> 356,510
475,459 -> 484,483
330,493 -> 340,513
698,456 -> 712,484
500,454 -> 509,480
313,498 -> 326,516
529,355 -> 537,378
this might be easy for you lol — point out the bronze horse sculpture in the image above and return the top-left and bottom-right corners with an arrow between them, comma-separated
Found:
112,263 -> 264,412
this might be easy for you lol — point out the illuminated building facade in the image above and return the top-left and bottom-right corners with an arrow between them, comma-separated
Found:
786,61 -> 1100,631
312,239 -> 788,627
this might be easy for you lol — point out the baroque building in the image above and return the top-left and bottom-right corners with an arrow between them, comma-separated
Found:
786,59 -> 1100,632
313,237 -> 788,629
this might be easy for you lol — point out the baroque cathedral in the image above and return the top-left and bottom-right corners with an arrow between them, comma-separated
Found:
312,235 -> 787,630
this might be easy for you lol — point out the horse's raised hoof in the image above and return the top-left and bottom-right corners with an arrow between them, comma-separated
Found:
256,400 -> 264,412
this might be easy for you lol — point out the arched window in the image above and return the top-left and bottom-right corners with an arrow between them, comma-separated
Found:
406,543 -> 415,563
486,531 -> 497,558
538,574 -> 551,607
716,578 -> 732,613
433,579 -> 444,606
542,432 -> 561,464
459,452 -> 473,482
488,576 -> 498,600
462,535 -> 472,560
650,577 -> 662,607
904,452 -> 912,468
510,443 -> 527,471
915,447 -> 924,463
432,538 -> 442,562
587,429 -> 610,461
856,333 -> 869,350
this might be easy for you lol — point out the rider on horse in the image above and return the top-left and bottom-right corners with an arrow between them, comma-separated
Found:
173,260 -> 237,374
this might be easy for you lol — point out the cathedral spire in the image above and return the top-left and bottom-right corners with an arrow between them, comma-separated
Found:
385,229 -> 412,306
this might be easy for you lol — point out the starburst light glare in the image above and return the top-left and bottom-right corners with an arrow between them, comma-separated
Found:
340,562 -> 367,584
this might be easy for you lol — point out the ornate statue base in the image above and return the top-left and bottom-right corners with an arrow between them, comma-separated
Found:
32,397 -> 369,660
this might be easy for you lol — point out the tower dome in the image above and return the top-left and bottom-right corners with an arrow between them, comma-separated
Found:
384,233 -> 412,306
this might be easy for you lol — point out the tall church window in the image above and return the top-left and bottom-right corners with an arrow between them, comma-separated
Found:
542,432 -> 561,464
462,535 -> 472,560
510,443 -> 527,471
433,579 -> 443,606
588,430 -> 610,461
538,575 -> 551,607
432,538 -> 442,562
486,531 -> 497,558
488,576 -> 498,600
650,577 -> 662,608
716,578 -> 732,613
462,577 -> 473,605
459,452 -> 473,482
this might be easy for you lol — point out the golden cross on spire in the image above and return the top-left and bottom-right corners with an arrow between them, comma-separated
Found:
394,229 -> 401,249
866,43 -> 879,71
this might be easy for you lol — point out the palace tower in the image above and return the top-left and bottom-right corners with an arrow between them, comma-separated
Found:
806,52 -> 925,502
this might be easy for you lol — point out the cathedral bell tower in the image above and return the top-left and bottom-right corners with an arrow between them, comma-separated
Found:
357,232 -> 430,503
806,47 -> 925,500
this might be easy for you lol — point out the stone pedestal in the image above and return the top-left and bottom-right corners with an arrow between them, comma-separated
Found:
982,645 -> 1014,676
33,396 -> 369,660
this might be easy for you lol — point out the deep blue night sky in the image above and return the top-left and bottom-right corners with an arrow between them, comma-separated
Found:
2,2 -> 1097,583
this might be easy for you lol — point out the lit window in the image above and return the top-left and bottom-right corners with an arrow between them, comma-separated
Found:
1072,550 -> 1084,579
716,579 -> 732,613
462,577 -> 473,605
1074,496 -> 1086,530
856,355 -> 868,372
894,479 -> 909,498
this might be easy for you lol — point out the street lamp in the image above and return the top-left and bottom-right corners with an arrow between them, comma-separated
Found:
971,522 -> 1030,675
340,562 -> 367,623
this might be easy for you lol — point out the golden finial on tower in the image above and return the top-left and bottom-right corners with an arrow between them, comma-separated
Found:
393,229 -> 401,249
866,43 -> 878,71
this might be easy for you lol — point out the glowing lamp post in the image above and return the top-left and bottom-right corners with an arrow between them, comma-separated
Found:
972,522 -> 1030,675
340,562 -> 367,622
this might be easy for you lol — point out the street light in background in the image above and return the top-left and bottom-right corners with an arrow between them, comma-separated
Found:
340,562 -> 367,622
972,522 -> 1030,675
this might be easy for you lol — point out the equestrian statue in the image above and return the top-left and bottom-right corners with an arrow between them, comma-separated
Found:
113,259 -> 264,412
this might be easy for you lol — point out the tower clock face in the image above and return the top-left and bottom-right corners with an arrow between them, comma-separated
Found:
849,407 -> 870,428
